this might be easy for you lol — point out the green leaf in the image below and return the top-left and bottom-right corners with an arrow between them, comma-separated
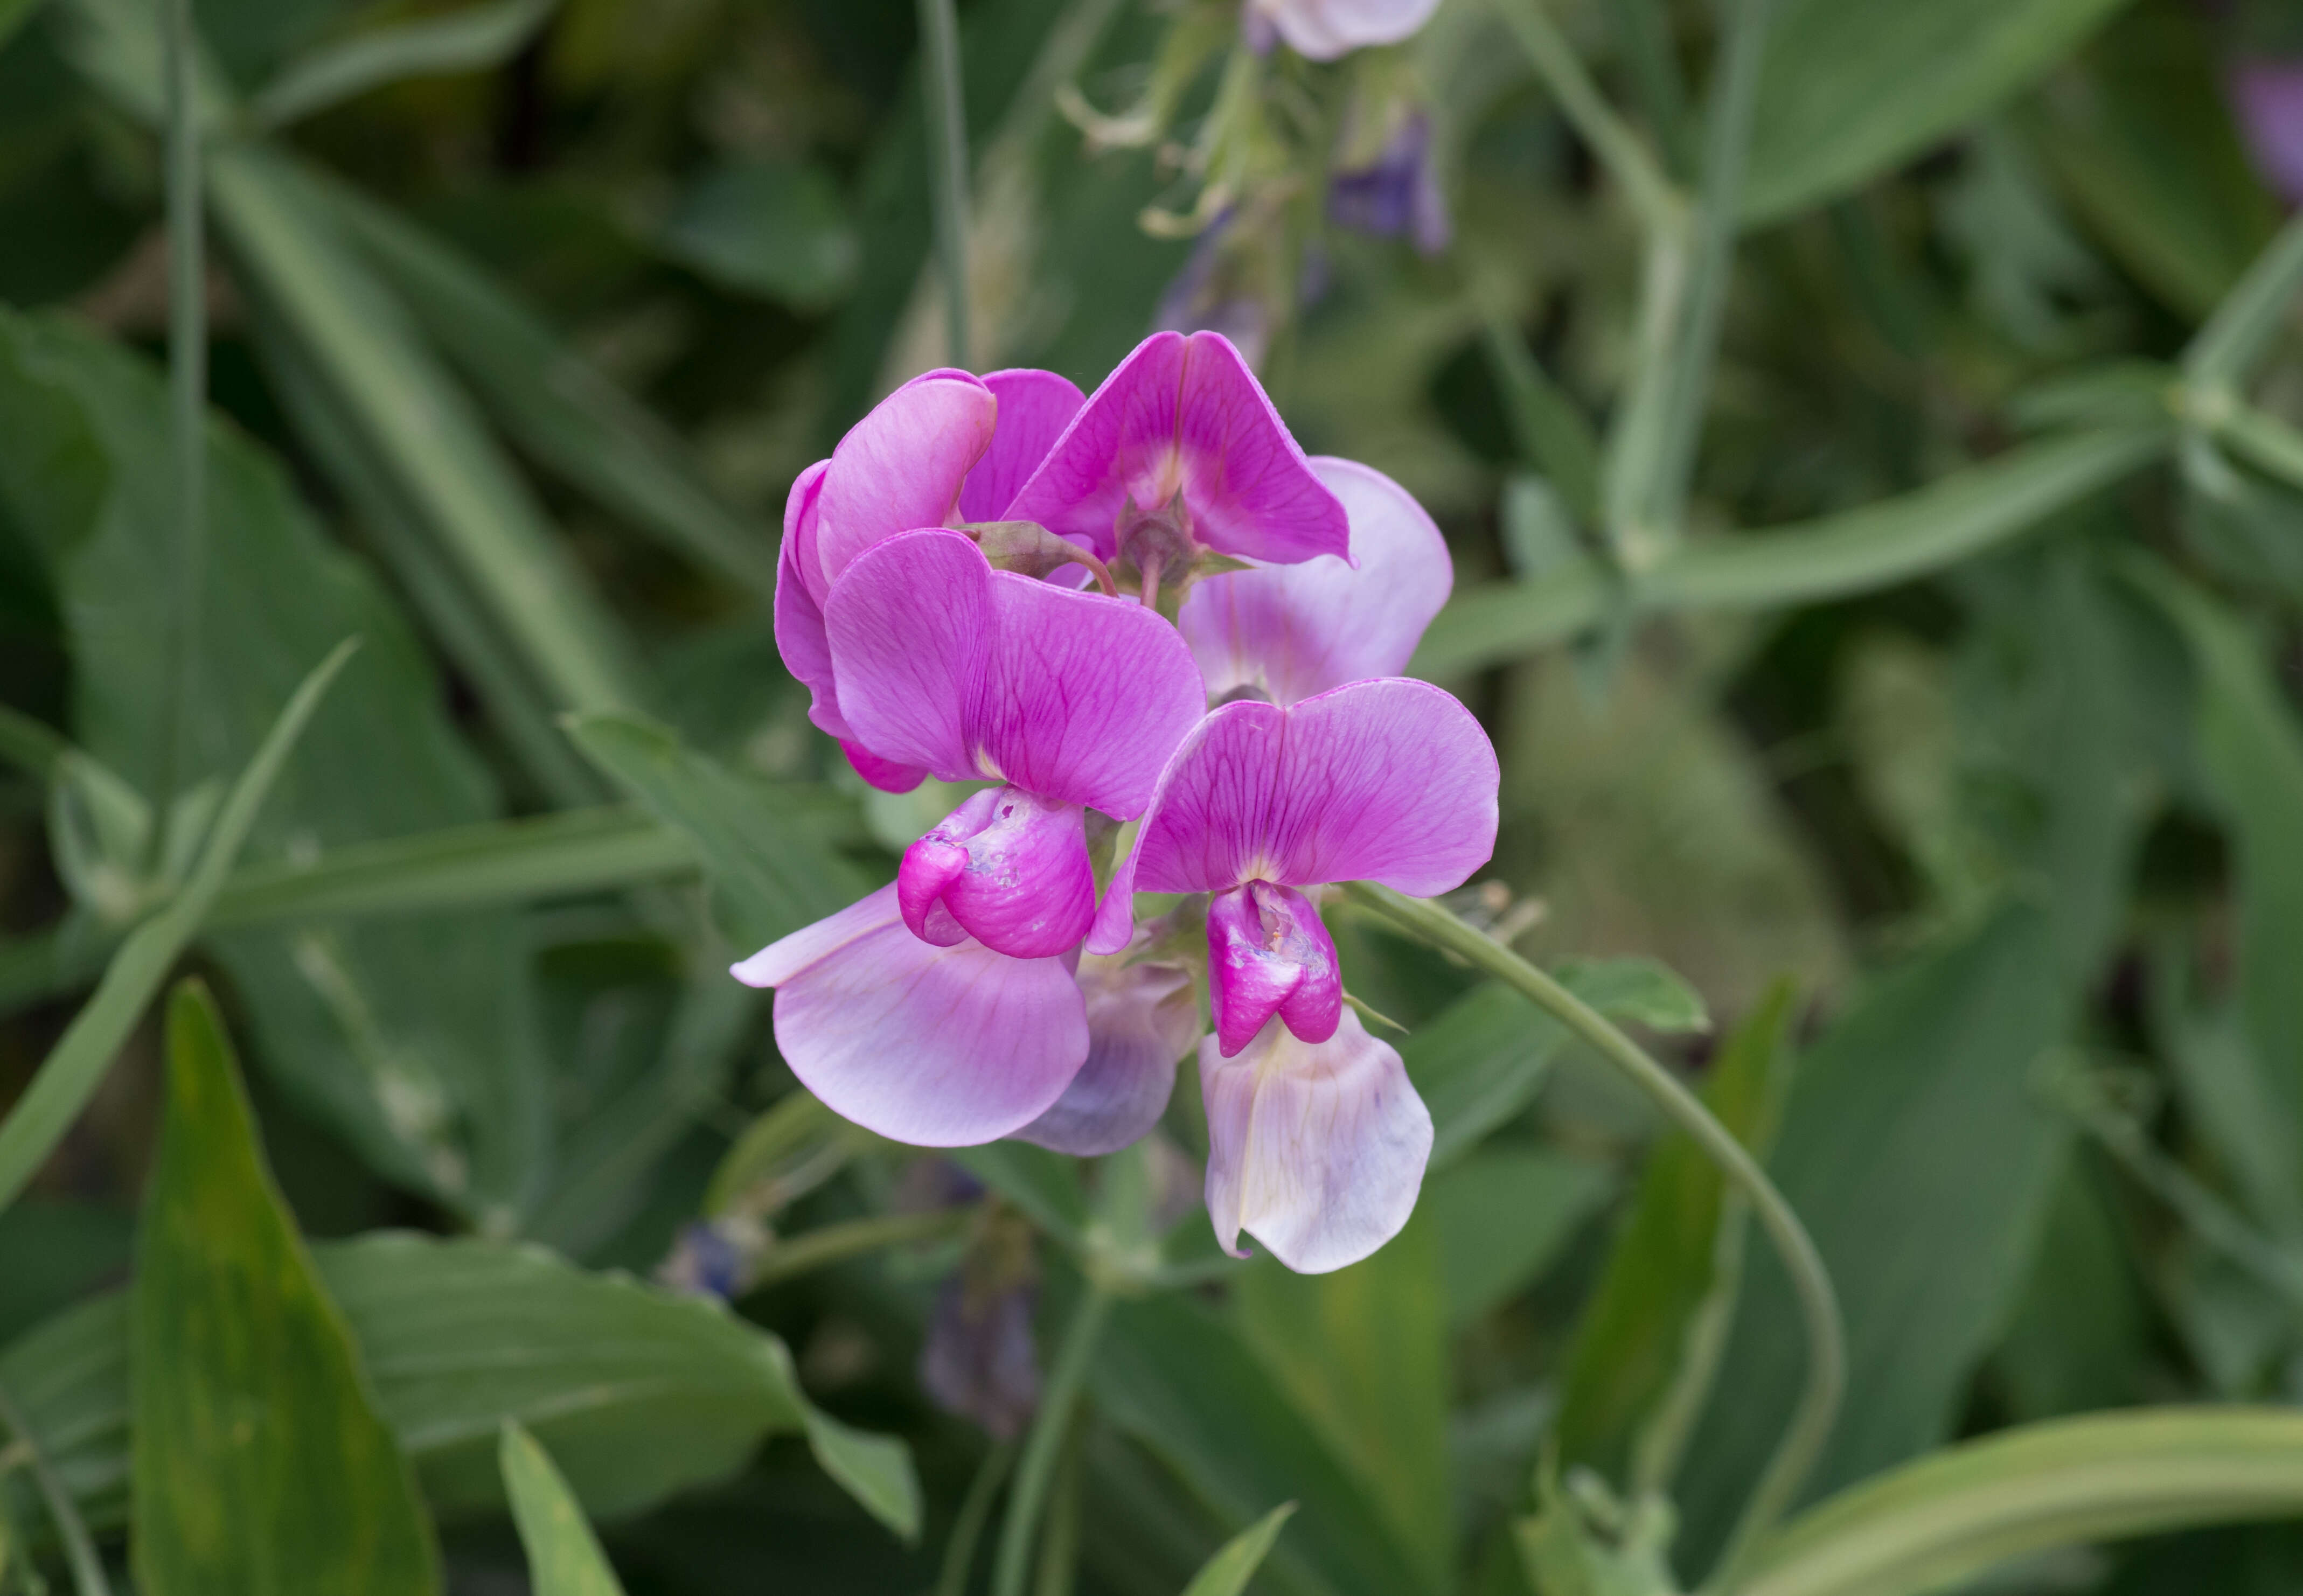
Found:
1180,1502 -> 1298,1596
132,981 -> 441,1595
1414,426 -> 2169,678
208,144 -> 645,715
0,0 -> 45,58
1401,983 -> 1571,1171
1234,1210 -> 1453,1590
567,710 -> 870,951
2183,214 -> 2303,389
319,173 -> 779,600
250,0 -> 557,129
499,1422 -> 627,1596
1092,1291 -> 1438,1596
659,160 -> 861,311
1557,957 -> 1710,1034
2145,572 -> 2303,1165
1,1230 -> 921,1539
0,638 -> 354,1216
1741,1408 -> 2303,1596
1553,981 -> 1795,1483
1740,0 -> 2132,226
1427,1149 -> 1612,1329
0,305 -> 554,1219
949,1141 -> 1092,1250
1671,908 -> 2072,1573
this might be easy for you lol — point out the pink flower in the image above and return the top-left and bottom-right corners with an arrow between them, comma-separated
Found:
1015,937 -> 1201,1156
1006,331 -> 1351,582
1178,456 -> 1451,706
776,366 -> 1087,792
1241,0 -> 1443,62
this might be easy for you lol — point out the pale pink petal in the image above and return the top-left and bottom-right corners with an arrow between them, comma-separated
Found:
827,531 -> 1206,816
811,370 -> 997,591
1251,0 -> 1441,60
1014,953 -> 1197,1155
1200,1008 -> 1432,1272
960,369 -> 1088,523
1005,332 -> 1348,564
1084,841 -> 1143,956
732,883 -> 1089,1146
1178,457 -> 1451,706
1206,881 -> 1341,1056
899,786 -> 1096,959
1130,678 -> 1499,896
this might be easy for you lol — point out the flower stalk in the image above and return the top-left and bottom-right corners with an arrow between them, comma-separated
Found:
1342,880 -> 1844,1591
918,0 -> 973,367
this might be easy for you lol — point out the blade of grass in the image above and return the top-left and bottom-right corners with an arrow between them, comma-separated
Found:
155,0 -> 206,834
0,1379 -> 110,1596
2183,210 -> 2303,389
250,0 -> 556,130
0,639 -> 357,1216
1488,0 -> 1681,234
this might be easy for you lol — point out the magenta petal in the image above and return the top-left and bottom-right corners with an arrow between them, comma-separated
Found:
812,369 -> 997,591
776,461 -> 850,741
841,739 -> 928,794
1006,332 -> 1348,564
731,884 -> 1089,1146
961,369 -> 1088,523
1014,952 -> 1197,1155
826,530 -> 1206,814
1131,678 -> 1499,897
1085,842 -> 1142,957
1206,882 -> 1341,1056
1178,457 -> 1451,706
1200,1008 -> 1433,1272
899,786 -> 1096,959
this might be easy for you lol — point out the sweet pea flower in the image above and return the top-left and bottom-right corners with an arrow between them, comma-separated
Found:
1089,676 -> 1497,1270
1241,0 -> 1443,62
1007,330 -> 1351,589
1014,936 -> 1201,1156
735,528 -> 1205,1144
1178,456 -> 1451,706
776,365 -> 1087,792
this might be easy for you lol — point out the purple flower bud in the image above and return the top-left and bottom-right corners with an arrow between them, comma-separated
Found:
658,1220 -> 748,1299
2231,59 -> 2303,205
1329,112 -> 1451,255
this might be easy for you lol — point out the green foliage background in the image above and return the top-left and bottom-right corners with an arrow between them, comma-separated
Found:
6,0 -> 2303,1591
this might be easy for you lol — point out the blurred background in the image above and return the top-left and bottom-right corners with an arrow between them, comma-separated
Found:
6,0 -> 2303,1591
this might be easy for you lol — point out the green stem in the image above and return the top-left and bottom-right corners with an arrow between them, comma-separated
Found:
742,1209 -> 969,1293
1341,882 -> 1843,1591
937,1439 -> 1019,1596
990,1281 -> 1112,1596
917,0 -> 972,368
157,0 -> 208,834
1639,0 -> 1772,554
1487,0 -> 1682,237
0,1380 -> 112,1596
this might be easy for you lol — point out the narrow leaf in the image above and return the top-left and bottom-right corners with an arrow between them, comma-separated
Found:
1743,1409 -> 2303,1596
1558,957 -> 1711,1034
2184,213 -> 2303,388
131,981 -> 440,1595
500,1422 -> 627,1596
1180,1502 -> 1298,1596
0,639 -> 354,1215
251,0 -> 556,129
1400,982 -> 1571,1171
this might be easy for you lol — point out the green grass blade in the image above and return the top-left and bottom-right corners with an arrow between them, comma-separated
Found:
0,639 -> 355,1216
1742,1409 -> 2303,1596
251,0 -> 556,129
0,1379 -> 111,1596
2183,210 -> 2303,388
500,1421 -> 628,1596
1178,1502 -> 1296,1596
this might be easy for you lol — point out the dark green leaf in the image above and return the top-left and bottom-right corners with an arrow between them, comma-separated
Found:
1180,1502 -> 1298,1596
1427,1148 -> 1612,1328
132,982 -> 441,1595
500,1421 -> 627,1596
659,161 -> 860,311
567,709 -> 870,951
250,0 -> 557,128
1401,983 -> 1571,1171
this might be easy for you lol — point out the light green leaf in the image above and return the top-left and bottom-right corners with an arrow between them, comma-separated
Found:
0,639 -> 354,1216
500,1422 -> 626,1596
251,0 -> 557,129
567,710 -> 870,951
1400,982 -> 1571,1170
1741,0 -> 2132,226
132,982 -> 440,1595
1742,1408 -> 2303,1596
2183,214 -> 2303,389
1180,1502 -> 1298,1596
1553,982 -> 1794,1483
659,160 -> 861,311
321,173 -> 779,600
1557,957 -> 1710,1034
1234,1210 -> 1453,1590
1,1230 -> 921,1539
704,1091 -> 872,1221
1414,426 -> 2169,678
1427,1148 -> 1612,1328
1671,909 -> 2071,1572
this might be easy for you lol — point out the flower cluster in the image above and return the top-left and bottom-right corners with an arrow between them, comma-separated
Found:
735,330 -> 1498,1273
